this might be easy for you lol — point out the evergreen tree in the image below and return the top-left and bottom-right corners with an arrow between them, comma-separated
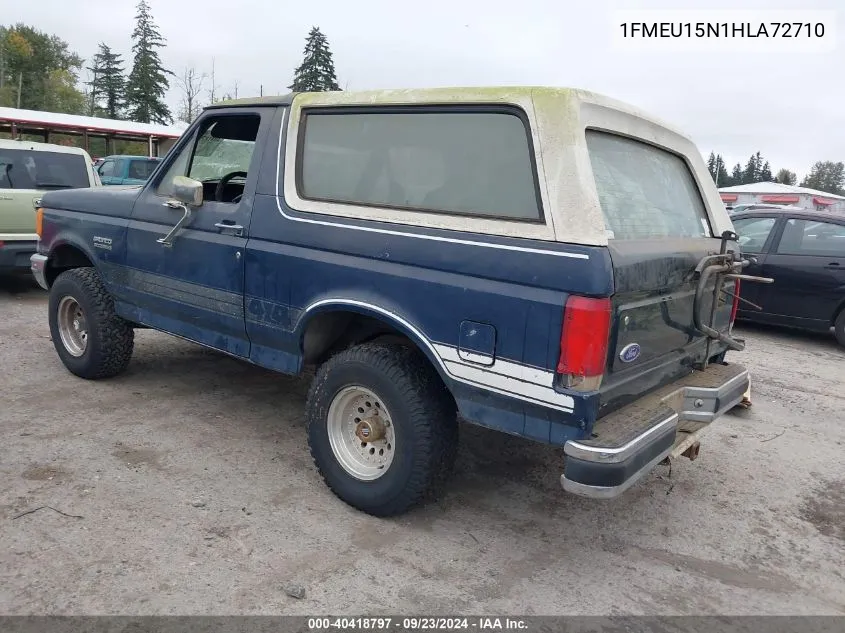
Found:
125,0 -> 172,123
87,43 -> 125,118
759,161 -> 773,183
730,163 -> 744,186
85,49 -> 104,116
800,161 -> 845,196
289,27 -> 340,92
743,152 -> 763,184
774,168 -> 797,186
706,152 -> 730,186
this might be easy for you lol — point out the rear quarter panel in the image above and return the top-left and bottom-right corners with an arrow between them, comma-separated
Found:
246,105 -> 614,444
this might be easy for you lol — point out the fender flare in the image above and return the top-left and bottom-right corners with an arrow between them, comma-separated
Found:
46,233 -> 98,267
293,298 -> 453,386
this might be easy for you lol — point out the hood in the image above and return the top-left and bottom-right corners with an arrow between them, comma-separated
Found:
40,185 -> 143,217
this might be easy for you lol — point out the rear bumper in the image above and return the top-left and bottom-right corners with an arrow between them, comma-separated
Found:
0,240 -> 37,272
561,362 -> 749,499
30,253 -> 49,290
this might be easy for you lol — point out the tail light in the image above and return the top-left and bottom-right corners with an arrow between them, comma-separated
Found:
35,207 -> 43,238
729,278 -> 741,326
556,295 -> 612,391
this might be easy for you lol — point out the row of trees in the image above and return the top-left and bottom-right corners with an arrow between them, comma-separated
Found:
0,4 -> 174,123
707,151 -> 844,196
0,4 -> 342,125
0,24 -> 85,113
85,0 -> 172,123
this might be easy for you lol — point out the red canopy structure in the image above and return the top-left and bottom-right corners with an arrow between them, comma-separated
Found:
760,194 -> 800,204
0,106 -> 186,158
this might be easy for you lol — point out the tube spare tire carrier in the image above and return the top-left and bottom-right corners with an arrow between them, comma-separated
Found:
692,230 -> 774,369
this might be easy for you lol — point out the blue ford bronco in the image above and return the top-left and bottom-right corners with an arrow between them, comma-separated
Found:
30,87 -> 764,516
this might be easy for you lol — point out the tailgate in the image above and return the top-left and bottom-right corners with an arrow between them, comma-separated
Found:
0,189 -> 40,236
584,130 -> 739,413
607,237 -> 735,373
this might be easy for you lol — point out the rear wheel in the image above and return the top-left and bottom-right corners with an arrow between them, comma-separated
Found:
834,310 -> 845,347
48,267 -> 134,379
305,342 -> 457,517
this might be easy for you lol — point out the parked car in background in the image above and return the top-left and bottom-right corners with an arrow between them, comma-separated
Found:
726,203 -> 803,215
732,207 -> 845,345
96,155 -> 161,186
0,139 -> 99,273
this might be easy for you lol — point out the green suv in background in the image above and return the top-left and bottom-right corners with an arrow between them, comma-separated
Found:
0,139 -> 99,273
94,155 -> 161,186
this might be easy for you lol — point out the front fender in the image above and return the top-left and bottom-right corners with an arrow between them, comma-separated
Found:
45,233 -> 99,268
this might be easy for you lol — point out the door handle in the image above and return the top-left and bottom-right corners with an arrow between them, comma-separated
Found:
825,262 -> 840,269
214,221 -> 243,233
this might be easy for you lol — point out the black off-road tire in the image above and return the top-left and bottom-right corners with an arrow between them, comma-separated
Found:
834,310 -> 845,347
305,342 -> 458,517
48,267 -> 134,379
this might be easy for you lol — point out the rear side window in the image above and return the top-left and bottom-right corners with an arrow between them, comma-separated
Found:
586,130 -> 711,240
128,159 -> 159,180
776,219 -> 845,257
0,148 -> 89,190
297,108 -> 542,222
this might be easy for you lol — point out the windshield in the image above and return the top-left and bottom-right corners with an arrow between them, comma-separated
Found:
0,148 -> 90,190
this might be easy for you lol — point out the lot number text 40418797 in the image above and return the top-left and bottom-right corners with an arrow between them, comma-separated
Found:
307,617 -> 529,631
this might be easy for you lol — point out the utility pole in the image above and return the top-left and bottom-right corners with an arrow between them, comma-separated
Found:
16,71 -> 22,108
89,70 -> 98,116
209,57 -> 216,104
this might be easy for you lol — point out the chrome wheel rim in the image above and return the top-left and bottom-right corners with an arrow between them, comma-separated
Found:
57,296 -> 88,357
326,385 -> 396,481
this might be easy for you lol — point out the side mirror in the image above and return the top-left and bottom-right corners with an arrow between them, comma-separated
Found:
171,176 -> 203,207
158,177 -> 202,246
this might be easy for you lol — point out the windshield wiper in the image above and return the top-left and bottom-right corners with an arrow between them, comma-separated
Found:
35,182 -> 74,190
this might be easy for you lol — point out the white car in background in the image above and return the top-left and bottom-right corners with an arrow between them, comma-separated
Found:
0,139 -> 99,273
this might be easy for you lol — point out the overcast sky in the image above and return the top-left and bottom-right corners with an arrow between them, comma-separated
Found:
14,0 -> 844,179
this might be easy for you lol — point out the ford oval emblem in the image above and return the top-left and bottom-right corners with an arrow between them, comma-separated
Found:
619,343 -> 641,363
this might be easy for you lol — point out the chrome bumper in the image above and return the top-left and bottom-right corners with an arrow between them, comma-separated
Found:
561,363 -> 749,499
30,253 -> 49,290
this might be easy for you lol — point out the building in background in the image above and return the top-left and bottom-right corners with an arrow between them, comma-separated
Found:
0,107 -> 187,159
719,182 -> 845,213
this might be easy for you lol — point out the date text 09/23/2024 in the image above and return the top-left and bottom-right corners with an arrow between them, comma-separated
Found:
307,617 -> 528,631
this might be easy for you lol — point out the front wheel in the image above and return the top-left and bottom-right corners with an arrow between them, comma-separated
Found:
305,342 -> 458,517
48,267 -> 135,379
834,310 -> 845,347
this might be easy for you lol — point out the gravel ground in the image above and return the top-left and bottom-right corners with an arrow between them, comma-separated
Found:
1,275 -> 843,616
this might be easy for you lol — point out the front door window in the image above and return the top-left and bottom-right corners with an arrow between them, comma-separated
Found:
156,115 -> 260,205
